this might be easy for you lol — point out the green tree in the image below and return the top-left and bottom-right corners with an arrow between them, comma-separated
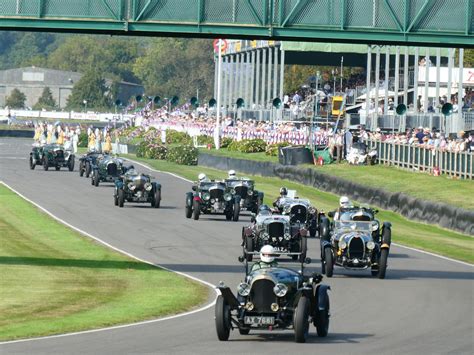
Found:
133,38 -> 214,101
33,87 -> 56,110
5,89 -> 27,109
67,69 -> 109,111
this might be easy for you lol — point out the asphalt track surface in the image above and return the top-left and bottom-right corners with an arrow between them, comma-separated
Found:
0,138 -> 473,355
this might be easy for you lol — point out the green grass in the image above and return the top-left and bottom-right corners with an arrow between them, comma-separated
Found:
197,148 -> 474,211
125,155 -> 474,264
0,184 -> 208,341
0,124 -> 34,131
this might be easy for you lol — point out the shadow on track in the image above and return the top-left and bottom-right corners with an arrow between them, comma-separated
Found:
229,332 -> 374,344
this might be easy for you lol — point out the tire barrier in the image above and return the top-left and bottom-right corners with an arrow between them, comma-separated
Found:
198,153 -> 474,236
0,129 -> 34,138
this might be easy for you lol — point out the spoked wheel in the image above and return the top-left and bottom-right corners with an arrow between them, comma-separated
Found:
68,157 -> 75,172
118,188 -> 125,208
29,156 -> 35,170
43,157 -> 49,171
232,202 -> 240,222
215,295 -> 231,341
192,200 -> 200,220
294,296 -> 310,343
324,247 -> 334,277
319,217 -> 330,241
314,296 -> 330,337
153,189 -> 161,208
85,162 -> 91,177
378,249 -> 389,279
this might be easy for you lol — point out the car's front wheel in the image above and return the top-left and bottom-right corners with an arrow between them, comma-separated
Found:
232,201 -> 240,222
153,189 -> 161,208
118,188 -> 125,208
79,161 -> 84,176
43,156 -> 49,171
300,236 -> 308,262
324,247 -> 334,277
93,170 -> 99,187
294,296 -> 310,343
314,295 -> 330,337
192,200 -> 200,220
244,236 -> 253,262
85,162 -> 91,177
29,156 -> 35,170
215,295 -> 231,341
68,157 -> 74,172
378,249 -> 389,279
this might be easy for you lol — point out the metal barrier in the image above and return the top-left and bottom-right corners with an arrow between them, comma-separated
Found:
368,140 -> 473,179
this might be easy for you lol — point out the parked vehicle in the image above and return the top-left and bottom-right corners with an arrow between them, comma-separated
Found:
114,168 -> 161,208
185,181 -> 239,221
30,143 -> 74,171
320,207 -> 391,278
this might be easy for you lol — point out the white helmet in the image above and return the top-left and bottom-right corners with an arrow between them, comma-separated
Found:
260,245 -> 275,263
198,173 -> 207,182
228,169 -> 236,178
339,196 -> 350,208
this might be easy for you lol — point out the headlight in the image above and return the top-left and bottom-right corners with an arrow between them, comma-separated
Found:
128,182 -> 135,191
308,207 -> 316,214
231,188 -> 236,194
261,232 -> 269,240
367,241 -> 375,250
273,283 -> 288,297
372,221 -> 379,231
237,282 -> 251,296
284,233 -> 291,240
202,192 -> 210,201
247,190 -> 254,196
144,182 -> 152,191
339,240 -> 347,249
224,193 -> 232,201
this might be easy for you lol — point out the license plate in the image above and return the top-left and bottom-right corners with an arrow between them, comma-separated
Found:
244,316 -> 275,325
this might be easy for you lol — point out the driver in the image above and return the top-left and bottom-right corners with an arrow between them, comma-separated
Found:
198,173 -> 209,183
332,196 -> 352,220
228,169 -> 237,179
250,245 -> 279,272
272,187 -> 288,211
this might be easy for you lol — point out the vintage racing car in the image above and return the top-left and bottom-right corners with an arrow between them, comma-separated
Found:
320,207 -> 391,279
91,155 -> 127,187
78,150 -> 101,177
185,180 -> 240,221
114,168 -> 161,208
276,197 -> 325,238
225,178 -> 263,214
30,143 -> 75,171
215,254 -> 330,343
242,208 -> 308,262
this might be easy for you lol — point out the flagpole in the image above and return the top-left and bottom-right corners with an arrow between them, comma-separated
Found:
215,39 -> 223,150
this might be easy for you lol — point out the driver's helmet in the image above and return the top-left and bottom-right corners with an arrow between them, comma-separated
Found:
258,204 -> 272,216
228,169 -> 236,179
260,245 -> 276,263
198,173 -> 207,182
279,187 -> 288,196
339,196 -> 350,208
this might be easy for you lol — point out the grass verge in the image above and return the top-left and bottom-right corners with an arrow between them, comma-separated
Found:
198,148 -> 473,211
125,155 -> 474,264
0,184 -> 208,341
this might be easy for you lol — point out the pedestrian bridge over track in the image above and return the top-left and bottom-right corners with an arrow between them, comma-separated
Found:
0,0 -> 473,47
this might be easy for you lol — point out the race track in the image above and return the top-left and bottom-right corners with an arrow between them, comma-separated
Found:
0,138 -> 472,354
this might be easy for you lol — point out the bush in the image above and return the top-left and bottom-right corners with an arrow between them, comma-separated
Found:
265,142 -> 291,156
239,139 -> 267,153
166,145 -> 198,165
227,140 -> 241,152
136,141 -> 168,160
78,132 -> 88,147
166,130 -> 192,145
220,137 -> 233,148
135,141 -> 148,158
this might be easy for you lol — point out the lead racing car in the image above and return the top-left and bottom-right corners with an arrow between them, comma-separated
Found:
241,206 -> 308,262
320,207 -> 392,279
113,168 -> 161,208
215,248 -> 331,343
185,180 -> 239,221
30,143 -> 75,171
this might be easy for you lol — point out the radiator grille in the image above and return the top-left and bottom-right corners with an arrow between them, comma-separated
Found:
250,279 -> 276,313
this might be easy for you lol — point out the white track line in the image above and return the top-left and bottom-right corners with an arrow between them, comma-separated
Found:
0,181 -> 218,345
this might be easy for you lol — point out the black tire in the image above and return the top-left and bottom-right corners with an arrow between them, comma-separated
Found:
300,236 -> 308,262
68,157 -> 74,172
314,296 -> 330,337
320,217 -> 330,241
114,194 -> 118,206
153,189 -> 161,208
232,202 -> 240,222
79,161 -> 84,176
324,247 -> 334,277
294,296 -> 310,343
192,200 -> 200,220
29,156 -> 35,170
43,156 -> 49,171
225,211 -> 232,221
55,166 -> 60,171
93,170 -> 99,187
185,205 -> 192,219
85,162 -> 91,178
378,249 -> 389,279
215,295 -> 231,341
382,226 -> 392,245
244,236 -> 253,262
118,188 -> 124,208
